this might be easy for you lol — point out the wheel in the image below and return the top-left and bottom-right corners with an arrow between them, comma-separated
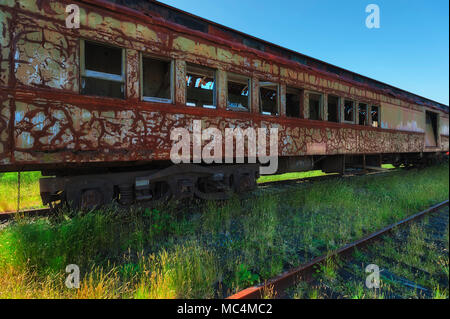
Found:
233,171 -> 257,193
65,178 -> 113,211
194,176 -> 231,200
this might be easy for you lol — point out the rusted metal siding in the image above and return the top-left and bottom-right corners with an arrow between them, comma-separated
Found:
0,95 -> 11,166
5,91 -> 426,167
380,102 -> 425,133
0,0 -> 447,172
438,115 -> 449,150
441,136 -> 449,151
7,3 -> 79,92
440,116 -> 449,136
126,48 -> 140,101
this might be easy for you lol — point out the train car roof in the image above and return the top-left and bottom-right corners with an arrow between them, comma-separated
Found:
86,0 -> 449,113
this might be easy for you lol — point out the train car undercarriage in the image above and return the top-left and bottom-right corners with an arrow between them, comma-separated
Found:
39,163 -> 260,210
38,151 -> 448,210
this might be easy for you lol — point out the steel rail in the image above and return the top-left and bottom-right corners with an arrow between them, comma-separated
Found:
257,167 -> 399,188
227,199 -> 449,299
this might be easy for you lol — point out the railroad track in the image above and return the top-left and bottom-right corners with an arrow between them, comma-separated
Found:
227,199 -> 449,299
0,207 -> 52,222
250,167 -> 400,201
257,167 -> 398,188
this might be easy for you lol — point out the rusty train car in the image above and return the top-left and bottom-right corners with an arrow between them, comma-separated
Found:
0,0 -> 448,209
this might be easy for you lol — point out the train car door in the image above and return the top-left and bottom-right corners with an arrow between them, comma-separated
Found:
425,111 -> 438,147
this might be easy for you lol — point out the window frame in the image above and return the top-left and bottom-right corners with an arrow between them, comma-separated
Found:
80,39 -> 126,98
424,110 -> 440,147
326,94 -> 341,123
185,63 -> 218,109
370,105 -> 381,128
343,99 -> 356,124
285,86 -> 303,118
259,81 -> 280,116
226,72 -> 251,112
358,102 -> 369,126
307,91 -> 323,121
140,53 -> 174,104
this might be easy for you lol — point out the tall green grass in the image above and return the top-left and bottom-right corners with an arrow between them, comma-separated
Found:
0,172 -> 43,212
257,170 -> 328,183
0,163 -> 448,298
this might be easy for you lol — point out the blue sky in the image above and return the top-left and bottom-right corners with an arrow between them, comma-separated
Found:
159,0 -> 449,105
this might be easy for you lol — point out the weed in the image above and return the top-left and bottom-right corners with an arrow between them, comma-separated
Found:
236,264 -> 260,288
432,285 -> 448,299
261,282 -> 277,299
319,258 -> 338,282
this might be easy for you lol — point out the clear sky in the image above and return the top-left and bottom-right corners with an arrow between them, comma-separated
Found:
158,0 -> 449,105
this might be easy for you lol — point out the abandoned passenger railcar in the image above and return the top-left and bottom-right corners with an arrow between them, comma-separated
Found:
0,0 -> 448,208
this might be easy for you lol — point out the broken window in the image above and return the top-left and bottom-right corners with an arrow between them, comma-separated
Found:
358,103 -> 368,125
308,93 -> 322,120
142,56 -> 172,103
286,87 -> 302,118
371,106 -> 379,127
186,64 -> 216,108
259,81 -> 279,115
81,40 -> 125,99
327,95 -> 339,122
425,111 -> 438,147
227,73 -> 250,111
343,100 -> 355,123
